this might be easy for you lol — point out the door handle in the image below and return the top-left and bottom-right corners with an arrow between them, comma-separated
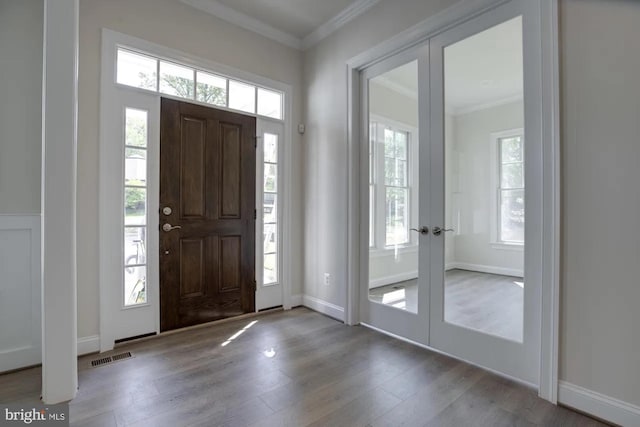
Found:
162,223 -> 182,232
432,226 -> 454,236
410,226 -> 429,235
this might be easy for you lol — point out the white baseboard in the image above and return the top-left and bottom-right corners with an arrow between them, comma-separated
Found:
290,294 -> 303,307
77,335 -> 100,356
447,262 -> 523,278
369,270 -> 418,289
558,380 -> 640,426
301,295 -> 345,322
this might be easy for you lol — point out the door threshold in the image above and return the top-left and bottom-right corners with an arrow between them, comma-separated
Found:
114,308 -> 285,349
159,308 -> 284,337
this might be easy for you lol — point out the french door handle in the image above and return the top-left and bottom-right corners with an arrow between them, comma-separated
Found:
410,226 -> 429,235
162,223 -> 182,232
432,226 -> 454,236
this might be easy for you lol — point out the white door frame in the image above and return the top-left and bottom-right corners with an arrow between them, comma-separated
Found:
346,0 -> 560,402
99,29 -> 294,351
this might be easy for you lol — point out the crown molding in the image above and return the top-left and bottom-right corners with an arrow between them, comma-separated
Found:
371,76 -> 417,100
180,0 -> 381,51
302,0 -> 382,49
452,93 -> 523,116
179,0 -> 302,50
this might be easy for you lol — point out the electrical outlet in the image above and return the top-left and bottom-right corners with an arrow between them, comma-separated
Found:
324,273 -> 332,286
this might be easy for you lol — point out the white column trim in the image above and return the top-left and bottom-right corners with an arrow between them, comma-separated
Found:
41,0 -> 79,404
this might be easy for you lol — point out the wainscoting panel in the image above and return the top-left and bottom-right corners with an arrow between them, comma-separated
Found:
0,215 -> 41,372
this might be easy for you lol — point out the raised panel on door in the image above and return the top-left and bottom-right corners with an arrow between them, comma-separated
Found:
180,116 -> 207,219
220,235 -> 241,292
179,238 -> 205,298
220,123 -> 242,218
160,98 -> 256,332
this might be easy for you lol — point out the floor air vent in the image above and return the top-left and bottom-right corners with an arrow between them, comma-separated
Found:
112,351 -> 132,361
90,352 -> 134,368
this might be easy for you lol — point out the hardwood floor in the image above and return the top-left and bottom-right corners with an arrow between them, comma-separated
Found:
0,308 -> 606,427
369,269 -> 524,342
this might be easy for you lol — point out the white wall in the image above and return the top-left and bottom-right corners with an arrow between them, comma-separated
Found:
303,0 -> 640,415
78,0 -> 304,339
560,0 -> 640,408
447,101 -> 524,276
0,0 -> 43,214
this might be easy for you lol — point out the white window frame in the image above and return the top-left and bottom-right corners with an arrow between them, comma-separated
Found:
369,115 -> 418,256
99,29 -> 293,351
490,128 -> 525,251
115,47 -> 284,120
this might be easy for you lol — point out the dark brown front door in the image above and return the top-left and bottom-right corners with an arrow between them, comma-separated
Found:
159,98 -> 256,332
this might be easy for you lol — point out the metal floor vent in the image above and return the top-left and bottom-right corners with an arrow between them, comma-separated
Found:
90,351 -> 133,368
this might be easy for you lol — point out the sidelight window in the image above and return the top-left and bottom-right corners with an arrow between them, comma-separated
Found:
262,133 -> 279,285
123,108 -> 149,306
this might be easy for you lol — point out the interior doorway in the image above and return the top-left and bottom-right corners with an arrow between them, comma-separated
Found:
159,98 -> 257,331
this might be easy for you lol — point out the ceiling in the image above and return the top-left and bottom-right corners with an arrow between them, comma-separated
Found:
374,16 -> 523,114
180,0 -> 380,50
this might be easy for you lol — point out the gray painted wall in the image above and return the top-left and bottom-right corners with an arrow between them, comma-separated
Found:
0,0 -> 43,214
560,0 -> 640,407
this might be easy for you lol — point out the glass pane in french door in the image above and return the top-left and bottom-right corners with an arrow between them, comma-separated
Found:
368,60 -> 420,313
443,16 -> 524,342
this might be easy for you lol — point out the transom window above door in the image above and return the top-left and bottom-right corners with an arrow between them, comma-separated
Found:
116,48 -> 284,120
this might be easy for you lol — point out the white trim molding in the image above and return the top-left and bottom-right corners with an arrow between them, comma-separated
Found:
302,295 -> 345,322
537,0 -> 560,404
369,271 -> 418,289
41,0 -> 79,404
290,294 -> 303,307
559,381 -> 640,427
179,0 -> 301,50
453,94 -> 523,116
302,0 -> 382,49
77,336 -> 100,356
0,215 -> 42,373
447,262 -> 523,278
180,0 -> 381,51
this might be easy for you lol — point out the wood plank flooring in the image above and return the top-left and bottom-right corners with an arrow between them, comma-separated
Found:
369,269 -> 524,341
0,308 -> 606,427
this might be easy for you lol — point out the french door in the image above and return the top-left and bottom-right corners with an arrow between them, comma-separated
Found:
360,47 -> 430,345
361,0 -> 541,384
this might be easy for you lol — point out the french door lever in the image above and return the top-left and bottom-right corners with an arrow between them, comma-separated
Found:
410,226 -> 429,235
432,226 -> 454,236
